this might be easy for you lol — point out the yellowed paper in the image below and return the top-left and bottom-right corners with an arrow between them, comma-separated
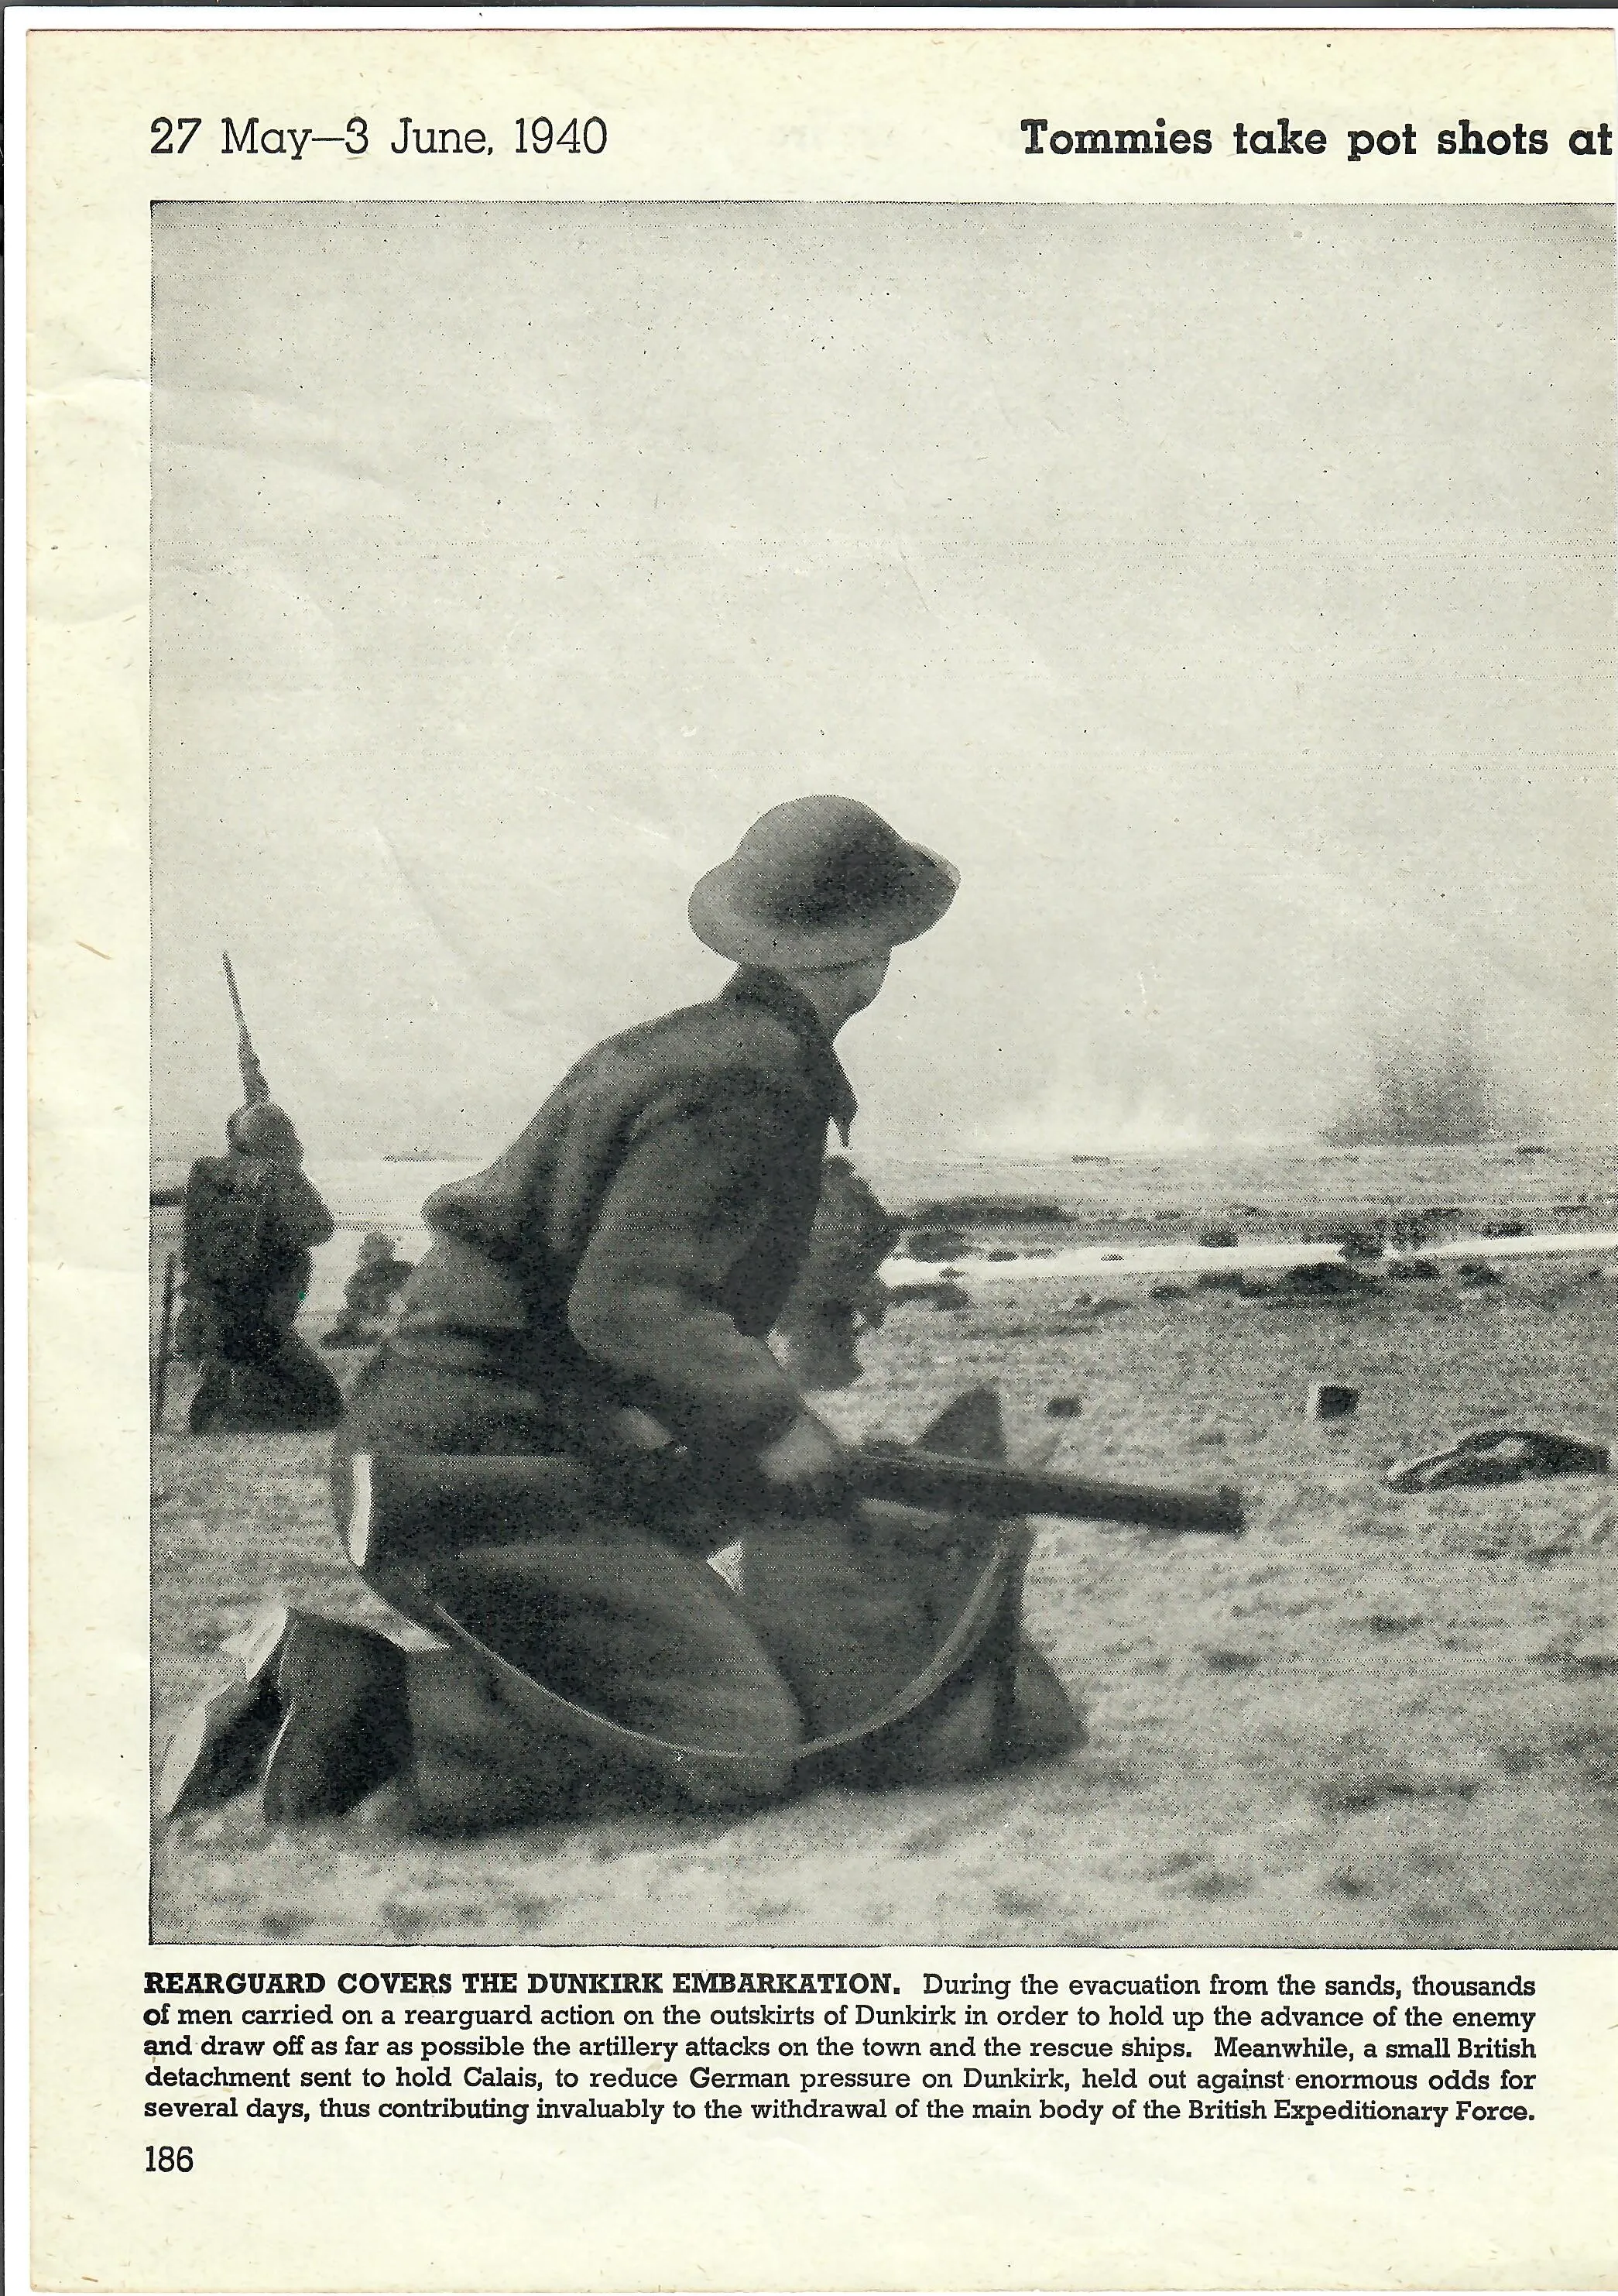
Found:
20,12 -> 1618,2291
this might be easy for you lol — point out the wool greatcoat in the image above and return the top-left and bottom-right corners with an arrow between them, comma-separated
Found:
183,1151 -> 343,1433
334,968 -> 1071,1820
375,966 -> 854,1457
332,970 -> 849,1808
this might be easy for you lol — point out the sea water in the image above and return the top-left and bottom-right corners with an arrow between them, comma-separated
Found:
150,1144 -> 1618,1317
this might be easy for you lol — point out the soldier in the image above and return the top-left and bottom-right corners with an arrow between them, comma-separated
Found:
180,1102 -> 344,1434
323,1232 -> 415,1350
771,1156 -> 900,1390
160,798 -> 1078,1828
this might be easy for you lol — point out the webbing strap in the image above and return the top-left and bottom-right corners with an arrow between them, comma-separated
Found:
348,1450 -> 1029,1783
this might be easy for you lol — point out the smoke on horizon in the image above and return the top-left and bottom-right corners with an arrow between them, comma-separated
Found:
1323,1024 -> 1534,1148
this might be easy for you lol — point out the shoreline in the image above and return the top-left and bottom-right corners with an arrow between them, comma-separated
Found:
884,1230 -> 1618,1285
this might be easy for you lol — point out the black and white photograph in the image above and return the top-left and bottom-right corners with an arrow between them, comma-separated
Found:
22,19 -> 1618,2290
144,195 -> 1616,1951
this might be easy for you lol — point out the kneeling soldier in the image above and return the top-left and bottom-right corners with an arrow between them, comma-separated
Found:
180,1103 -> 344,1435
161,797 -> 1079,1831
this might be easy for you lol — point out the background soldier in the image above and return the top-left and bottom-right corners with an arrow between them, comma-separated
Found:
772,1155 -> 900,1390
323,1232 -> 415,1350
180,1101 -> 344,1433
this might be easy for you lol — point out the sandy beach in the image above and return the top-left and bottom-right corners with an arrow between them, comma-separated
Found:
150,1152 -> 1616,1949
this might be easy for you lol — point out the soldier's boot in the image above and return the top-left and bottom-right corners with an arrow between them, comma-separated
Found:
157,1601 -> 291,1820
261,1613 -> 412,1821
160,1604 -> 413,1824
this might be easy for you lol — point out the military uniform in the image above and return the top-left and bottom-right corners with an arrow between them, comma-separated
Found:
322,1235 -> 413,1350
181,1121 -> 343,1434
160,800 -> 1078,1832
332,968 -> 850,1820
773,1155 -> 900,1390
355,970 -> 846,1444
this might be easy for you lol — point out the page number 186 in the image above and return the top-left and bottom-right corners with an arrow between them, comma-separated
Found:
146,2146 -> 194,2172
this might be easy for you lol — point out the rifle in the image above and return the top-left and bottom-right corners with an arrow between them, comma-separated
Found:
221,950 -> 270,1105
857,1446 -> 1244,1534
151,1251 -> 178,1433
339,1440 -> 1244,1563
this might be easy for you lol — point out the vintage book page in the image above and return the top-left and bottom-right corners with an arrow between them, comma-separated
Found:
16,8 -> 1618,2289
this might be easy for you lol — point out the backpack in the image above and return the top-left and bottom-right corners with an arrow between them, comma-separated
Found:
182,1158 -> 269,1289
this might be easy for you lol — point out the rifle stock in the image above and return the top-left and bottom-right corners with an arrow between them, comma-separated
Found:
151,1251 -> 178,1434
855,1446 -> 1244,1535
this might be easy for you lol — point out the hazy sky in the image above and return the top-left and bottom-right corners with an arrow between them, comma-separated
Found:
151,201 -> 1614,1159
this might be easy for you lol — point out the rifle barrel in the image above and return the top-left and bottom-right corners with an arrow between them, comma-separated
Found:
855,1447 -> 1244,1535
341,1443 -> 1246,1541
222,950 -> 247,1031
222,950 -> 270,1103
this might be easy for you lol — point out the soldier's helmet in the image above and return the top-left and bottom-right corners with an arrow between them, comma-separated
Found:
688,795 -> 958,969
226,1102 -> 303,1165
